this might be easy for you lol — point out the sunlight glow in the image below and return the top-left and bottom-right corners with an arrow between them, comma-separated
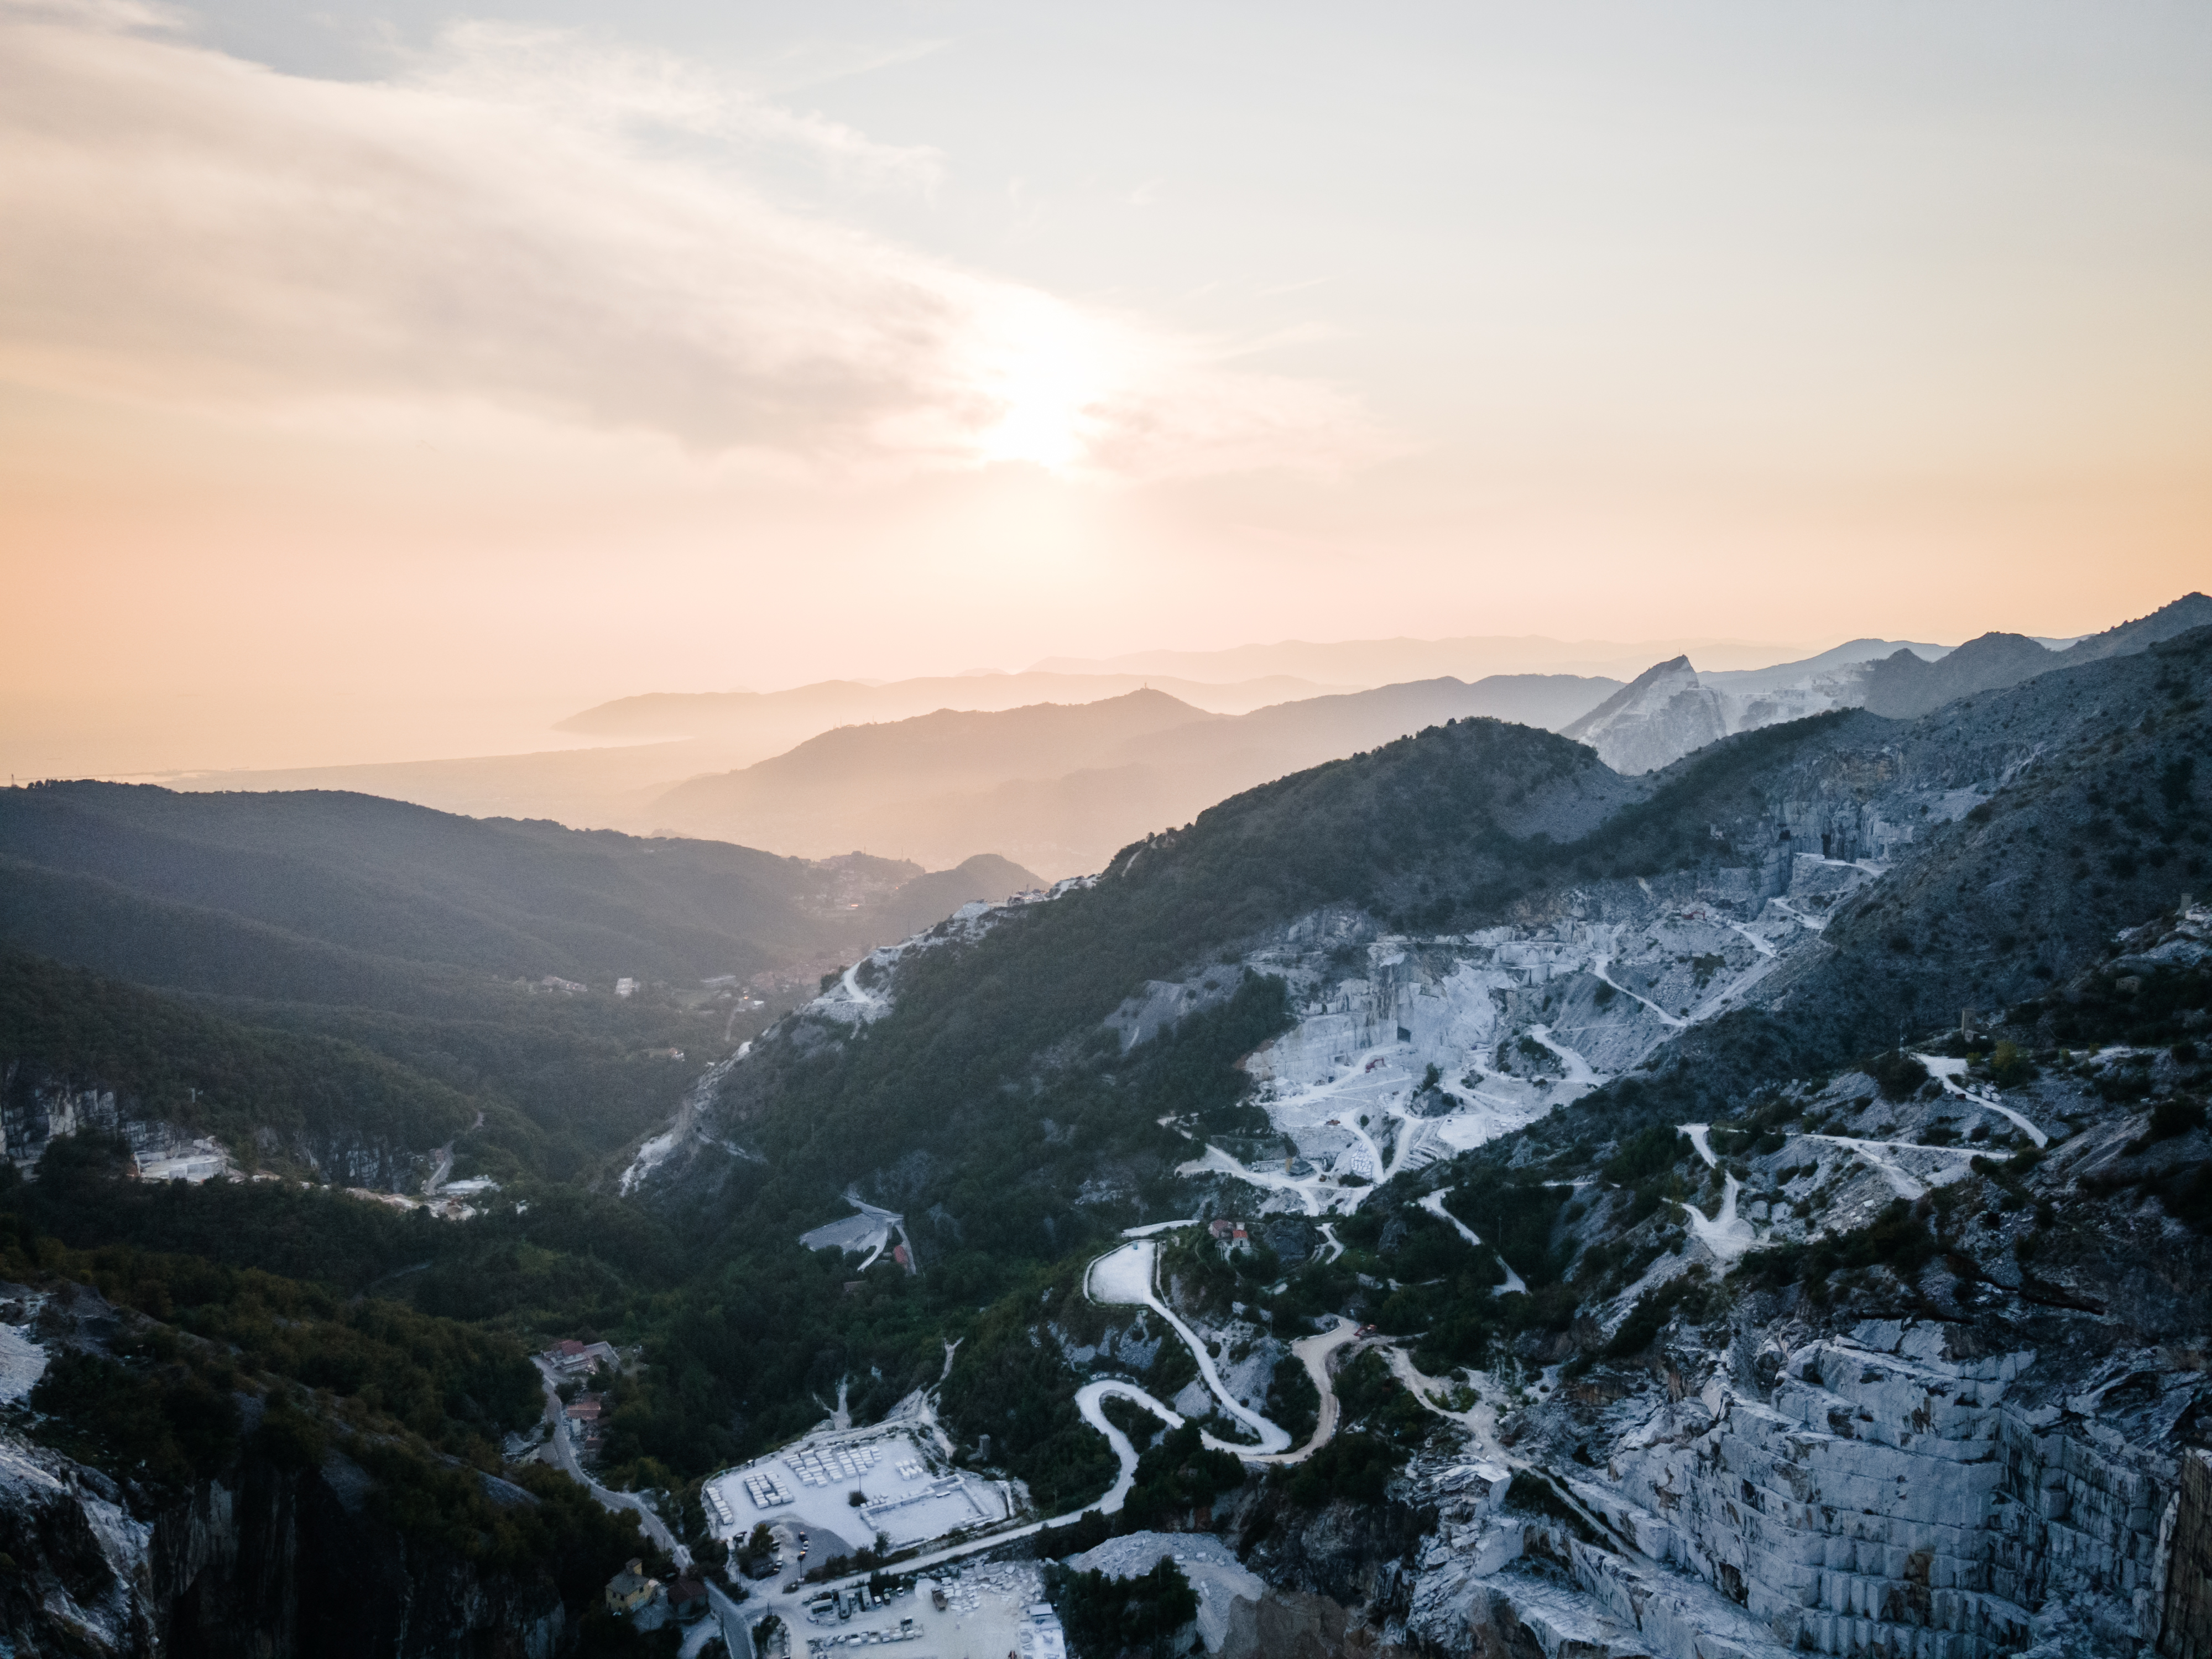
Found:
972,298 -> 1112,472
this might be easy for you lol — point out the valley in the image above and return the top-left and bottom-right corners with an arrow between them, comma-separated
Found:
3,607 -> 2210,1658
14,0 -> 2206,1645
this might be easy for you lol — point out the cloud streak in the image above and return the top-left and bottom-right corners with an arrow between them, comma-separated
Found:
0,0 -> 1380,478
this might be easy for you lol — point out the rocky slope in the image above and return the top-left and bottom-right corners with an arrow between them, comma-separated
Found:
635,623 -> 2210,1657
0,1426 -> 570,1658
1383,906 -> 2212,1659
1563,593 -> 2211,776
0,1279 -> 601,1658
658,625 -> 2210,1245
1561,657 -> 1735,776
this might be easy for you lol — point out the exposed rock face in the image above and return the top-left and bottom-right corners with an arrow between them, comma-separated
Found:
1563,593 -> 2212,777
0,1429 -> 568,1657
1379,947 -> 2212,1659
1609,1327 -> 2176,1656
1219,1586 -> 1417,1658
1561,652 -> 1870,777
1563,658 -> 1730,777
2162,1452 -> 2212,1659
1,1058 -> 431,1190
1230,1490 -> 1428,1613
1202,1488 -> 1428,1657
1400,1311 -> 2210,1659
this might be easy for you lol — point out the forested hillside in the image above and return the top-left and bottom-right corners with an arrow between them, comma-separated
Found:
1,951 -> 474,1157
641,623 -> 2212,1508
0,785 -> 1041,1183
4,626 -> 2208,1659
0,781 -> 985,994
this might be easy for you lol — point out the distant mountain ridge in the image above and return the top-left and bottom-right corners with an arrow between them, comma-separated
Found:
1566,591 -> 2211,773
1030,632 -> 1820,686
645,674 -> 1623,875
157,671 -> 1355,833
1698,635 -> 1949,692
555,671 -> 1345,742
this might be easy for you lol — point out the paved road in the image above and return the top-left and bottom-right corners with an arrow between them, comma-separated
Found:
531,1358 -> 691,1569
1084,1241 -> 1290,1453
1074,1380 -> 1186,1512
795,1321 -> 1365,1598
679,1582 -> 755,1659
680,1279 -> 1366,1609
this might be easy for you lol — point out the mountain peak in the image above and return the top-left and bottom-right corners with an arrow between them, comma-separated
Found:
1561,655 -> 1720,774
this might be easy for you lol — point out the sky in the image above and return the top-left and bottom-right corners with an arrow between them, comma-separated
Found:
4,0 -> 2209,773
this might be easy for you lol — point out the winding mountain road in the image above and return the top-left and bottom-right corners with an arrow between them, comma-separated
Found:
1084,1241 -> 1290,1453
531,1358 -> 691,1569
796,1248 -> 1366,1599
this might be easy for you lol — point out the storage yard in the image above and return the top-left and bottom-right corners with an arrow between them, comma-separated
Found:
704,1421 -> 1006,1556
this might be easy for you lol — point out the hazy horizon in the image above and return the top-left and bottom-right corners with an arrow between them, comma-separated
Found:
7,0 -> 2207,778
0,613 -> 2136,782
0,4 -> 2205,1634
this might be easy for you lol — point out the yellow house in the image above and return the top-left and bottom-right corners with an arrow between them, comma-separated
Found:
604,1559 -> 661,1616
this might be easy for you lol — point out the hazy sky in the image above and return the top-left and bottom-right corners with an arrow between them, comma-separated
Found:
4,0 -> 2209,768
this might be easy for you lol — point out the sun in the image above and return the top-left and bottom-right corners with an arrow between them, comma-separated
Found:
972,299 -> 1110,473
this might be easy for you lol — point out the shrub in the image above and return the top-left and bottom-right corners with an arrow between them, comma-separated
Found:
27,1350 -> 239,1489
1987,1042 -> 2034,1088
1282,1431 -> 1396,1507
1601,1124 -> 1688,1185
1733,1201 -> 1937,1300
1045,1558 -> 1197,1659
1867,1052 -> 1929,1103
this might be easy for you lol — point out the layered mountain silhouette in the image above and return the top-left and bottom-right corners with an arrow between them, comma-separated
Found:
155,671 -> 1353,832
646,675 -> 1621,875
555,670 -> 1338,745
8,602 -> 2211,1659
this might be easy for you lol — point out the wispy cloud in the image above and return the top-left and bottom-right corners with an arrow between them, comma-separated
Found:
747,35 -> 951,101
407,22 -> 948,195
0,0 -> 1383,479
